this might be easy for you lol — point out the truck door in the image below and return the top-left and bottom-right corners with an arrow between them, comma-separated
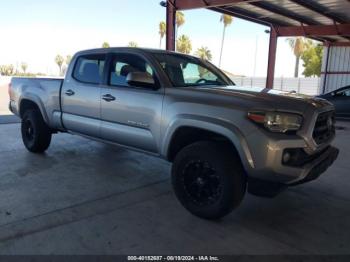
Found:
100,52 -> 164,153
61,54 -> 105,137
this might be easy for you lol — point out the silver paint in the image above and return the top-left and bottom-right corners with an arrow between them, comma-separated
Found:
9,47 -> 337,185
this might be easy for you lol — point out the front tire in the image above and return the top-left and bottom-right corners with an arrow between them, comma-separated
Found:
172,141 -> 246,220
21,109 -> 52,153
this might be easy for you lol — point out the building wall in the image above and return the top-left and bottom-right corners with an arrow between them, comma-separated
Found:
320,46 -> 350,94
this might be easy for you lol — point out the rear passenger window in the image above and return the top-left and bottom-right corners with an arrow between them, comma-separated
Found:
73,55 -> 105,84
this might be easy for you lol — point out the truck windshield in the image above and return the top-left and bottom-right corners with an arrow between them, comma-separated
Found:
152,53 -> 234,88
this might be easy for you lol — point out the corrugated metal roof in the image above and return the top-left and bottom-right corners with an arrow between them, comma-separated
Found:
204,0 -> 350,43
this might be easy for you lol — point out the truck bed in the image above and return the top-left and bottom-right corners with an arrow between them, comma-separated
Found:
9,77 -> 64,129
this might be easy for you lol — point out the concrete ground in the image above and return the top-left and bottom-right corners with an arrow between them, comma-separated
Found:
0,121 -> 349,255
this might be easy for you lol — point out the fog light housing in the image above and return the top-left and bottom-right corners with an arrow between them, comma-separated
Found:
282,151 -> 291,164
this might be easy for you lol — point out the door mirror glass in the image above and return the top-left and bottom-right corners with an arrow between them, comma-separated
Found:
127,72 -> 155,88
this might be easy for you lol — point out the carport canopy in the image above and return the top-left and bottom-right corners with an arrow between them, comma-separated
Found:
164,0 -> 350,89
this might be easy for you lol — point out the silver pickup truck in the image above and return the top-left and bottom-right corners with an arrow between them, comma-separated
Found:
9,48 -> 339,219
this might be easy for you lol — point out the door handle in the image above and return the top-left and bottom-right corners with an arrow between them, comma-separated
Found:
65,89 -> 75,96
102,94 -> 116,102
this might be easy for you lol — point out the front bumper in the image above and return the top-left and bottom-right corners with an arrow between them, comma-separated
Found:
288,146 -> 339,186
247,146 -> 339,197
247,138 -> 339,185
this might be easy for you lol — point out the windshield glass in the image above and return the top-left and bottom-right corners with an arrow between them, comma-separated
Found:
152,53 -> 233,88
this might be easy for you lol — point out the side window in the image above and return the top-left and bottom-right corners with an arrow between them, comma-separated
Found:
336,89 -> 350,97
154,53 -> 225,87
73,55 -> 105,84
109,54 -> 156,87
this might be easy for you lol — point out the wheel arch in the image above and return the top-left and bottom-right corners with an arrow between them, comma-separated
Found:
162,116 -> 254,171
19,95 -> 49,124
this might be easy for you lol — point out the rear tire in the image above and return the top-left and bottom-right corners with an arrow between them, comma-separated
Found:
172,141 -> 246,220
21,109 -> 52,153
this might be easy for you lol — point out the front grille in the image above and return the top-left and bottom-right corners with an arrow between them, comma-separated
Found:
312,111 -> 335,145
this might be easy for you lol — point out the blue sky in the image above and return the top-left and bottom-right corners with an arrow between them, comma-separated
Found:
0,0 -> 300,77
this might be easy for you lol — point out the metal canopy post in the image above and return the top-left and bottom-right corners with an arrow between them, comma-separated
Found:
266,28 -> 277,89
166,1 -> 176,51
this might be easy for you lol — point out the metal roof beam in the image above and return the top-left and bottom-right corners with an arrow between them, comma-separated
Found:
211,6 -> 291,26
208,7 -> 271,26
288,0 -> 348,24
251,1 -> 350,41
275,24 -> 350,37
209,6 -> 272,26
210,6 -> 334,42
173,0 -> 252,10
325,42 -> 350,47
249,1 -> 319,26
289,0 -> 350,41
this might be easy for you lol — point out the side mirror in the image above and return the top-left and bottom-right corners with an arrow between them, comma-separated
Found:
126,72 -> 155,89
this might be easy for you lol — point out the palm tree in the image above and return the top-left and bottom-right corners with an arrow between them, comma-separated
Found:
286,37 -> 306,77
55,55 -> 64,76
128,41 -> 138,47
176,11 -> 185,41
102,42 -> 110,48
219,14 -> 233,68
159,21 -> 166,49
0,64 -> 14,76
195,46 -> 212,61
195,47 -> 213,77
21,62 -> 28,74
176,35 -> 192,54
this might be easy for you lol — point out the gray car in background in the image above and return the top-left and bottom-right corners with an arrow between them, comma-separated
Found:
9,48 -> 339,219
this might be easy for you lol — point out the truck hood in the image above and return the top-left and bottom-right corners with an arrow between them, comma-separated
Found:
196,85 -> 333,114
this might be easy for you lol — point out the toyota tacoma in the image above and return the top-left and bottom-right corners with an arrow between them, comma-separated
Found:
9,48 -> 339,219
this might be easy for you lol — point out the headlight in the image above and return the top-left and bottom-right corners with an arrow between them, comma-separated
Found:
248,111 -> 303,133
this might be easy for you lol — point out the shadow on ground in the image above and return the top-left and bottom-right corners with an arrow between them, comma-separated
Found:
0,115 -> 20,124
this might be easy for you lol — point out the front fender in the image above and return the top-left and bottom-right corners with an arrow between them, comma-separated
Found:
161,114 -> 255,171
